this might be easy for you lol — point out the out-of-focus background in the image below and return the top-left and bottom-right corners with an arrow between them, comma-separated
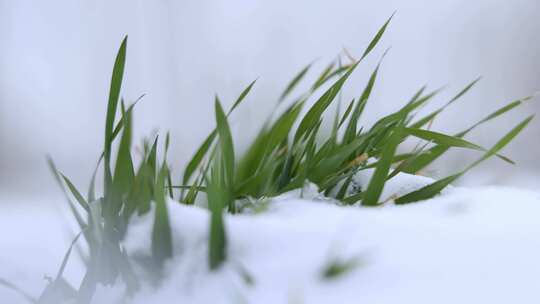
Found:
1,0 -> 539,199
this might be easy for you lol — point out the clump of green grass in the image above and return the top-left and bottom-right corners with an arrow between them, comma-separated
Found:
3,15 -> 534,303
43,37 -> 174,303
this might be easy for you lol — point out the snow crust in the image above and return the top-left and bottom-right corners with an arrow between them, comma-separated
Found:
2,173 -> 540,303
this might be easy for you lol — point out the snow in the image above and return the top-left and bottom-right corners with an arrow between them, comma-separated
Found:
1,173 -> 540,303
346,169 -> 446,200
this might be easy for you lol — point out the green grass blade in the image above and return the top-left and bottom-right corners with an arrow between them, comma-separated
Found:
147,136 -> 158,177
215,96 -> 235,190
406,127 -> 514,164
60,174 -> 90,212
104,36 -> 128,195
409,78 -> 480,129
167,168 -> 174,199
343,62 -> 381,143
448,77 -> 481,103
294,61 -> 360,142
104,36 -> 128,159
229,79 -> 257,114
131,163 -> 153,215
403,98 -> 528,174
237,100 -> 305,191
208,188 -> 227,270
360,12 -> 394,60
342,192 -> 364,205
54,231 -> 85,282
362,126 -> 403,206
335,175 -> 354,200
311,61 -> 336,90
467,115 -> 534,169
280,63 -> 312,102
46,157 -> 88,244
404,128 -> 483,150
235,129 -> 270,186
164,131 -> 171,157
465,98 -> 531,133
183,131 -> 216,185
110,95 -> 144,142
409,86 -> 427,103
207,158 -> 228,270
187,153 -> 215,204
369,88 -> 441,137
387,143 -> 429,179
397,115 -> 533,204
113,102 -> 135,196
395,173 -> 461,204
170,185 -> 207,191
47,157 -> 87,222
151,164 -> 173,267
87,157 -> 102,203
185,85 -> 256,186
310,137 -> 366,182
267,101 -> 304,150
312,64 -> 352,91
338,98 -> 355,128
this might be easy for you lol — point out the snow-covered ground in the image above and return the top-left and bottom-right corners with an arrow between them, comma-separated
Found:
1,173 -> 540,303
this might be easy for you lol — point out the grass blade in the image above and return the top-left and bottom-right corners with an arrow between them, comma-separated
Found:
113,103 -> 135,196
279,63 -> 312,102
54,231 -> 85,282
294,61 -> 359,142
311,61 -> 336,91
402,98 -> 529,174
229,79 -> 257,114
110,95 -> 144,142
215,97 -> 235,192
183,131 -> 216,185
409,78 -> 480,129
362,126 -> 403,206
394,173 -> 461,204
60,174 -> 90,212
404,128 -> 483,150
397,115 -> 533,204
104,36 -> 128,195
207,171 -> 228,270
343,62 -> 381,143
151,164 -> 173,267
467,115 -> 534,169
338,98 -> 355,128
360,12 -> 394,60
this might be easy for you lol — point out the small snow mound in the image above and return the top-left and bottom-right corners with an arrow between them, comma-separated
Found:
2,178 -> 540,304
345,169 -> 440,202
113,184 -> 540,304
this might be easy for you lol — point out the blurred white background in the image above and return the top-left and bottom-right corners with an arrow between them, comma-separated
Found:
1,0 -> 539,198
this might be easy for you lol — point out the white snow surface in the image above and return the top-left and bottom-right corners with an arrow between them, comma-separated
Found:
2,172 -> 540,303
